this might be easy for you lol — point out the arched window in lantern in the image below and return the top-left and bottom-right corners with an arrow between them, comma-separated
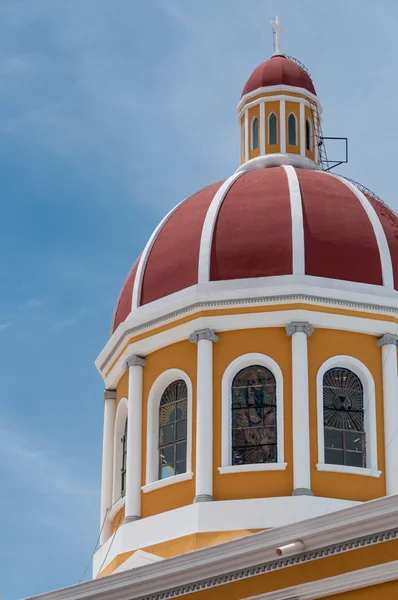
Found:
268,112 -> 278,146
158,380 -> 188,479
288,113 -> 297,146
252,117 -> 259,150
231,366 -> 277,465
323,368 -> 366,468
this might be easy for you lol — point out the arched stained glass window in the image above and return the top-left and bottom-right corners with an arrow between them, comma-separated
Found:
323,368 -> 366,468
232,366 -> 277,465
252,117 -> 259,150
121,418 -> 128,497
288,113 -> 297,146
306,119 -> 312,151
159,380 -> 188,479
268,113 -> 277,145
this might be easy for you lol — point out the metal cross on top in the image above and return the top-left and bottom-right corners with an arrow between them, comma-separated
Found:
270,15 -> 285,55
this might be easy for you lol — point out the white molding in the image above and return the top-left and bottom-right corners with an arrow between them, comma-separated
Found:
237,84 -> 320,112
145,369 -> 193,485
236,153 -> 319,173
197,172 -> 243,283
243,559 -> 398,600
90,494 -> 395,585
102,306 -> 398,389
107,495 -> 126,521
218,463 -> 287,474
131,198 -> 187,310
316,355 -> 379,473
245,109 -> 249,160
316,464 -> 382,478
112,397 -> 128,503
299,101 -> 305,155
280,98 -> 286,153
114,550 -> 163,573
282,165 -> 304,275
238,94 -> 317,121
221,353 -> 284,467
260,101 -> 265,154
142,471 -> 193,493
333,174 -> 394,290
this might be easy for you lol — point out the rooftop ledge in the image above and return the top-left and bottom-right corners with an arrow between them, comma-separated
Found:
235,153 -> 321,173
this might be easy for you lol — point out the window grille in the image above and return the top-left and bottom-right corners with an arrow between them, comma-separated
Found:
159,380 -> 188,479
231,366 -> 277,465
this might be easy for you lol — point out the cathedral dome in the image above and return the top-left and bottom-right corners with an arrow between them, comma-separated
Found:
241,54 -> 316,97
111,164 -> 398,333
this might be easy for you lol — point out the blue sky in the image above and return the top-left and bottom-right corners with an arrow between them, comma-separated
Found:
0,0 -> 397,598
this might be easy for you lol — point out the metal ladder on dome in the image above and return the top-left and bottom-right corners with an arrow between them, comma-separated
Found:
285,55 -> 329,171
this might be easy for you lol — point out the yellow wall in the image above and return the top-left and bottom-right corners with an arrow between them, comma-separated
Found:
141,340 -> 197,518
308,329 -> 385,501
213,328 -> 293,499
248,104 -> 261,160
265,101 -> 280,153
285,100 -> 300,154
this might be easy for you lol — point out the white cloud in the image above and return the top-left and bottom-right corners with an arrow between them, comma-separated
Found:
0,323 -> 11,332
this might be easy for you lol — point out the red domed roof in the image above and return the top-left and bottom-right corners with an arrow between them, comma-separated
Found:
111,166 -> 398,333
242,55 -> 316,97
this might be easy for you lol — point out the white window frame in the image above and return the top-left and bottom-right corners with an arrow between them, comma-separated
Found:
112,397 -> 128,504
251,116 -> 259,150
219,353 -> 286,474
268,111 -> 278,146
288,112 -> 297,146
316,355 -> 381,478
143,368 -> 193,493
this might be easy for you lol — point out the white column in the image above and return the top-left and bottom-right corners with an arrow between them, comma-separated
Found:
377,334 -> 398,495
286,322 -> 314,496
244,109 -> 249,161
280,98 -> 286,153
189,328 -> 218,502
260,101 -> 266,155
100,389 -> 116,544
124,354 -> 146,522
300,101 -> 305,156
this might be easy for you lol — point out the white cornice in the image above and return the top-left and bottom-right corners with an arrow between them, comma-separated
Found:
26,495 -> 398,600
244,560 -> 398,600
237,84 -> 321,113
96,280 -> 398,385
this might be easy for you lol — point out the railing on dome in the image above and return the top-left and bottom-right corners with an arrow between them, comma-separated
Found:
338,175 -> 398,237
285,55 -> 348,172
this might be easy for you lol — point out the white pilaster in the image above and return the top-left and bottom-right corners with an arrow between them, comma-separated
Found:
377,334 -> 398,495
100,389 -> 116,544
260,101 -> 265,154
244,109 -> 249,161
189,328 -> 218,502
280,98 -> 286,153
286,322 -> 314,496
124,354 -> 146,522
300,101 -> 305,156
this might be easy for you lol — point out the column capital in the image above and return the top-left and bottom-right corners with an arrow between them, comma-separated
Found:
377,333 -> 398,347
189,328 -> 219,344
286,322 -> 314,337
104,389 -> 116,401
124,354 -> 147,370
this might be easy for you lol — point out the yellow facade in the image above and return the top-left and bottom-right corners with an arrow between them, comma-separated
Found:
107,301 -> 391,554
